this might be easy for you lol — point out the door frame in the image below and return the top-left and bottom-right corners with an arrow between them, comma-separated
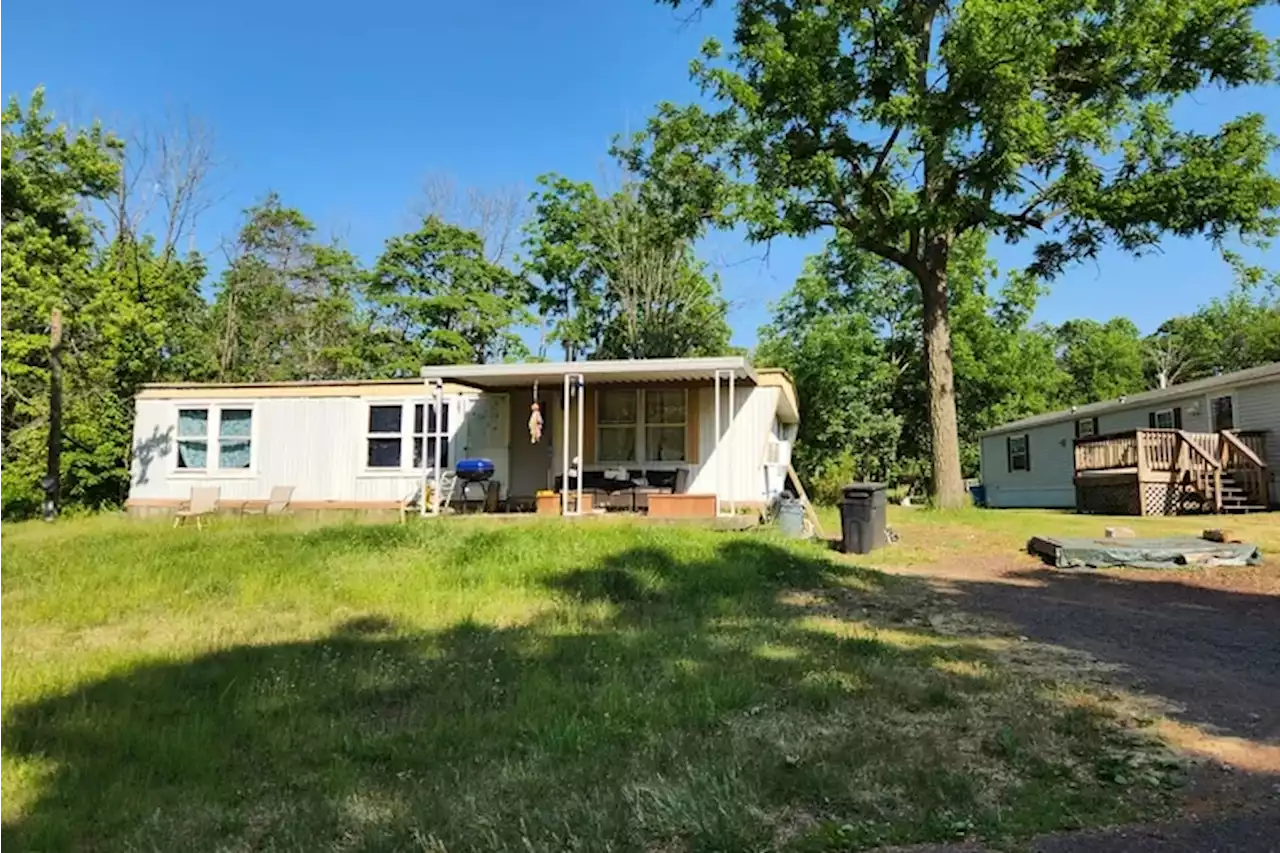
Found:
1207,391 -> 1236,432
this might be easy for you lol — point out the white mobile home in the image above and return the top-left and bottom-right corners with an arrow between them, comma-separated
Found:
126,356 -> 799,517
980,362 -> 1280,513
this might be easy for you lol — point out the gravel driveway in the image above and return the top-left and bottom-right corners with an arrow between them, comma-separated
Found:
884,557 -> 1280,851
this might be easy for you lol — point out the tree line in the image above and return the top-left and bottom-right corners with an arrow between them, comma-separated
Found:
1,89 -> 731,518
758,234 -> 1280,502
8,0 -> 1280,525
621,0 -> 1279,507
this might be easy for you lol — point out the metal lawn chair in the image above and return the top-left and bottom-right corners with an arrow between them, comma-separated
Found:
173,486 -> 221,529
399,471 -> 459,523
244,485 -> 295,517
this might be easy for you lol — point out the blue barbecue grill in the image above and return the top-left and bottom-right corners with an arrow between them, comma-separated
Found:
455,458 -> 496,510
455,458 -> 495,483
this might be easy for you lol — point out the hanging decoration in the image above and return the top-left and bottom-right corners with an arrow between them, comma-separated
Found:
528,379 -> 544,443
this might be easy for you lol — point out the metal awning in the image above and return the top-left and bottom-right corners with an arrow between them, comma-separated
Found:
419,356 -> 759,390
418,356 -> 762,519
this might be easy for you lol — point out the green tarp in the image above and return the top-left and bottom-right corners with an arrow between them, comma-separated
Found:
1027,536 -> 1263,569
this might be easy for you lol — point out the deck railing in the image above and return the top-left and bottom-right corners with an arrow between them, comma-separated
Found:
1221,430 -> 1270,507
1074,431 -> 1140,471
1075,428 -> 1270,511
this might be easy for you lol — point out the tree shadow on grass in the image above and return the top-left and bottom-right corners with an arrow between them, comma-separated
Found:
3,538 -> 1173,852
939,566 -> 1280,743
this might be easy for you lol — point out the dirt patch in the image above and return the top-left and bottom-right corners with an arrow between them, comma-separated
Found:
864,553 -> 1280,851
862,548 -> 1280,828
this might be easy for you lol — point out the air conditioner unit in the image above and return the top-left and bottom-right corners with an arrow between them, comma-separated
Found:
765,438 -> 792,468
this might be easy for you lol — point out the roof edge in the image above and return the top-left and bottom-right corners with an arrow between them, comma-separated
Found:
981,361 -> 1280,437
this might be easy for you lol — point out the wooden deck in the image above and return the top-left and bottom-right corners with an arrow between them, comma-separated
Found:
1073,429 -> 1269,516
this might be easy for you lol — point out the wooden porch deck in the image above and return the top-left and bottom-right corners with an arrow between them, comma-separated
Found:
1073,429 -> 1269,516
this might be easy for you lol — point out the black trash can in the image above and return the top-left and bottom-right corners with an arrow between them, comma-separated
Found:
840,482 -> 888,554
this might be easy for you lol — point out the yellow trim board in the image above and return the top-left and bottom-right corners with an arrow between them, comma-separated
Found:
138,380 -> 477,399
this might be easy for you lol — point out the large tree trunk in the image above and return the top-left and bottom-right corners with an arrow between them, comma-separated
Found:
919,259 -> 965,509
44,308 -> 64,521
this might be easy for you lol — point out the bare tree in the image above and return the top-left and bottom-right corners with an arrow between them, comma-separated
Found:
1147,332 -> 1191,389
413,172 -> 526,265
110,111 -> 219,257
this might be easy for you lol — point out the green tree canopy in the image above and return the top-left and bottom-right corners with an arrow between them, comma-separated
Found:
626,0 -> 1280,506
1147,255 -> 1280,384
757,248 -> 903,500
759,231 -> 1066,490
522,175 -> 731,360
2,89 -> 123,514
211,194 -> 376,381
1055,317 -> 1147,404
371,215 -> 530,367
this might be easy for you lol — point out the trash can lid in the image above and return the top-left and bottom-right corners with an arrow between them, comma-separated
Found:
843,482 -> 888,492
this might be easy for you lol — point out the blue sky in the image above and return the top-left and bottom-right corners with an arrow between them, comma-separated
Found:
4,0 -> 1278,349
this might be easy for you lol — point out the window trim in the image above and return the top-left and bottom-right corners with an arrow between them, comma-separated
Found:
595,388 -> 641,464
643,388 -> 689,463
170,402 -> 258,478
1152,408 -> 1177,430
361,399 -> 452,476
1007,433 -> 1030,472
594,388 -> 689,464
365,402 -> 407,471
411,400 -> 451,471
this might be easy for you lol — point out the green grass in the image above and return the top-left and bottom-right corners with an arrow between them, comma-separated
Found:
2,514 -> 1180,851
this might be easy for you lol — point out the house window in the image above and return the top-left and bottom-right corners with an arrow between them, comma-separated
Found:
177,408 -> 210,469
176,407 -> 254,471
367,404 -> 404,468
597,389 -> 638,462
412,402 -> 450,468
1007,434 -> 1030,472
367,402 -> 451,470
218,409 -> 253,469
1152,408 -> 1176,430
645,389 -> 687,462
1076,417 -> 1098,438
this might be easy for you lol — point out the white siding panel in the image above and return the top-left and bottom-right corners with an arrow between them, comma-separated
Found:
689,384 -> 778,503
1096,393 -> 1208,433
1234,379 -> 1280,504
130,382 -> 786,506
129,392 -> 475,503
980,420 -> 1078,508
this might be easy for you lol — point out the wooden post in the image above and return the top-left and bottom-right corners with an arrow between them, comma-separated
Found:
1136,430 -> 1148,481
43,308 -> 64,521
1216,437 -> 1228,513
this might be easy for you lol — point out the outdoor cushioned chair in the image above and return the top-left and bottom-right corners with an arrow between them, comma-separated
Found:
244,485 -> 295,516
173,486 -> 221,529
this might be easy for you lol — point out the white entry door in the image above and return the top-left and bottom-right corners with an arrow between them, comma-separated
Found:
457,394 -> 510,498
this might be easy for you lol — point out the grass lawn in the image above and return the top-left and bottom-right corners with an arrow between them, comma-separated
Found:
2,513 -> 1190,852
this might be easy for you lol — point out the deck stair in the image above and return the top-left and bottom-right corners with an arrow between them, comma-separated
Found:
1074,428 -> 1270,516
1213,473 -> 1268,514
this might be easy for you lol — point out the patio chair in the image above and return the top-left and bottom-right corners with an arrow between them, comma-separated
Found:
173,486 -> 221,529
244,485 -> 295,517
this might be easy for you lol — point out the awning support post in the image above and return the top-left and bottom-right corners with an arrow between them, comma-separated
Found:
424,377 -> 444,517
561,372 -> 585,515
715,367 -> 736,517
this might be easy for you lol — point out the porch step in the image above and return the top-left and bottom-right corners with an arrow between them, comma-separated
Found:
1222,504 -> 1269,513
